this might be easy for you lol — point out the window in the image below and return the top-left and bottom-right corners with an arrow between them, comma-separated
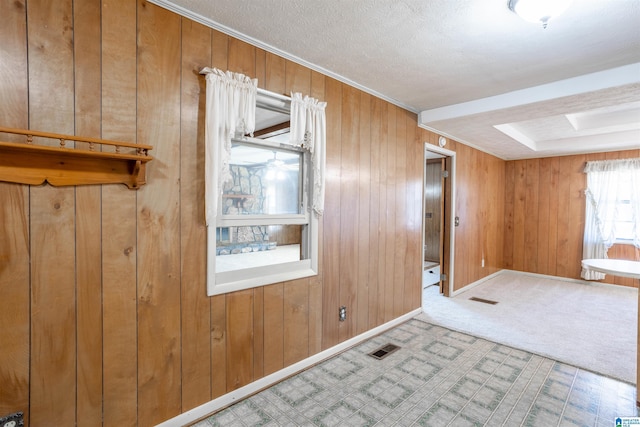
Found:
613,172 -> 634,242
205,86 -> 323,296
214,138 -> 313,278
581,158 -> 640,280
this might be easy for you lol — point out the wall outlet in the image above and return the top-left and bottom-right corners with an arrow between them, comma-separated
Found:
339,306 -> 347,322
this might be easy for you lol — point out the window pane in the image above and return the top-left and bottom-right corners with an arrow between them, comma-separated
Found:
223,143 -> 301,215
616,200 -> 634,240
215,224 -> 304,273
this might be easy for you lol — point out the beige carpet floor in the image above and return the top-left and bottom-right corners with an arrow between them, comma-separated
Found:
416,270 -> 637,384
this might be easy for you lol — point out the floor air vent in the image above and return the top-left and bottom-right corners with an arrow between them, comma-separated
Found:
469,297 -> 498,305
368,343 -> 400,360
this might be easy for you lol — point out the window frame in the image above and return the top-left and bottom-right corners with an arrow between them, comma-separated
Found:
206,94 -> 319,296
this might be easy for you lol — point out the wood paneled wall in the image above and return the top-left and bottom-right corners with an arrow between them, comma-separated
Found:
504,149 -> 640,287
0,0 -> 505,425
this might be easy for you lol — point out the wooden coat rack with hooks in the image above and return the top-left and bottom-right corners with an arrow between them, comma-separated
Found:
0,126 -> 154,189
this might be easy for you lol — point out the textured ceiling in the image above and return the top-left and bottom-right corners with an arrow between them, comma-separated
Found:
151,0 -> 640,159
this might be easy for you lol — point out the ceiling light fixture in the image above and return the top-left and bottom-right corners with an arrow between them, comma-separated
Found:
508,0 -> 573,29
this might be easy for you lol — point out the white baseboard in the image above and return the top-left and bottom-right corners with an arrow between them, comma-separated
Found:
156,308 -> 422,427
435,268 -> 633,300
449,270 -> 504,297
501,268 -> 636,291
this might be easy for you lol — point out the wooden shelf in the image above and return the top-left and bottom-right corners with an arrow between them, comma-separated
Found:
0,126 -> 153,189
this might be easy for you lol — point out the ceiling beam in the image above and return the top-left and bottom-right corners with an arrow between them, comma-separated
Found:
418,62 -> 640,125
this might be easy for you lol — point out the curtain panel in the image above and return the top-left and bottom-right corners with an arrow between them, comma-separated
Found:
290,92 -> 327,216
200,67 -> 257,224
581,158 -> 640,280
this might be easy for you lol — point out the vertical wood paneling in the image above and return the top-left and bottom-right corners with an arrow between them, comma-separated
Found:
462,146 -> 474,283
263,284 -> 284,375
473,148 -> 486,279
180,18 -> 212,409
226,290 -> 254,390
30,187 -> 77,426
283,279 -> 309,365
27,0 -> 75,135
568,155 -> 587,278
0,0 -> 30,422
356,92 -> 372,334
101,0 -> 139,424
555,156 -> 572,277
285,61 -> 311,95
27,0 -> 77,425
73,0 -> 103,424
393,108 -> 407,318
265,52 -> 286,94
547,157 -> 560,276
367,97 -> 383,329
490,155 -> 506,273
404,112 -> 422,310
452,143 -> 467,287
339,84 -> 359,341
136,2 -> 182,424
0,0 -> 28,129
537,159 -> 551,275
253,286 -> 265,379
228,38 -> 255,76
0,183 -> 30,422
211,29 -> 229,72
210,294 -> 227,398
322,78 -> 342,349
375,99 -> 388,325
504,150 -> 639,282
255,48 -> 266,88
384,106 -> 397,321
512,161 -> 526,272
524,159 -> 539,272
503,161 -> 515,269
453,143 -> 470,288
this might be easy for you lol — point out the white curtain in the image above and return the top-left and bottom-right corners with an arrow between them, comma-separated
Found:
290,92 -> 327,216
632,162 -> 640,249
200,68 -> 257,224
581,158 -> 640,280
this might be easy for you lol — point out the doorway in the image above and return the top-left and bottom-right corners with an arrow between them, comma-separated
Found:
422,143 -> 455,303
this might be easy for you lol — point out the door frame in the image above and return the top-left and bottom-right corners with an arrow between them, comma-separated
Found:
422,142 -> 456,296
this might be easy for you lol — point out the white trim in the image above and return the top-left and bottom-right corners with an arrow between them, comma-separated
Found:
219,214 -> 309,226
449,269 -> 504,297
423,143 -> 456,296
155,308 -> 422,427
418,63 -> 640,123
213,262 -> 316,296
146,0 -> 416,115
450,269 -> 634,298
418,124 -> 506,160
207,215 -> 319,296
500,268 -> 639,290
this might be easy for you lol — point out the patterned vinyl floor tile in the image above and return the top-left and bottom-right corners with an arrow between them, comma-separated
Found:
193,319 -> 637,426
